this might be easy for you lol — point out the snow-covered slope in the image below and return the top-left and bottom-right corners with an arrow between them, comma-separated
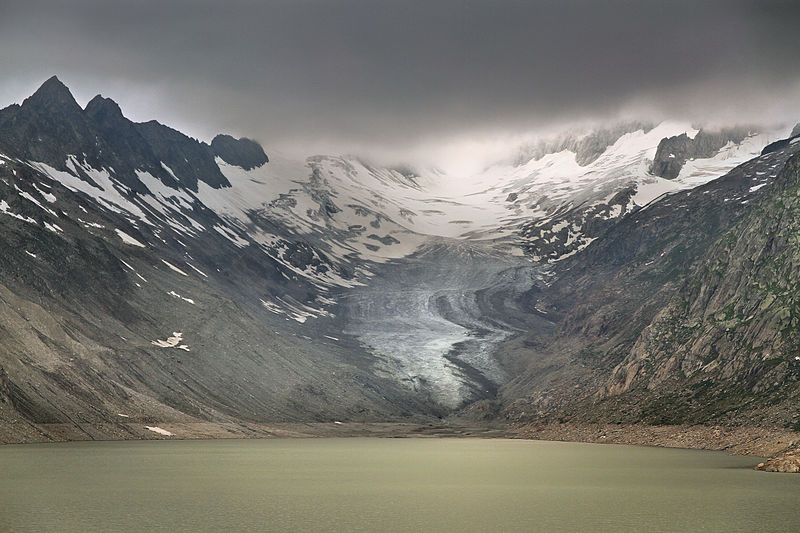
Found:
171,122 -> 794,275
486,123 -> 790,260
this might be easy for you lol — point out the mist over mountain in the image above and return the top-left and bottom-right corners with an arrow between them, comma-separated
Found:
4,0 -> 800,170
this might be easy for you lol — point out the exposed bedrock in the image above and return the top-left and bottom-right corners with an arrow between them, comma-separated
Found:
651,126 -> 756,179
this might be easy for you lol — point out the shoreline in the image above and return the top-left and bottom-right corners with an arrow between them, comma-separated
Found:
513,422 -> 799,457
514,421 -> 800,472
2,419 -> 798,461
3,418 -> 799,471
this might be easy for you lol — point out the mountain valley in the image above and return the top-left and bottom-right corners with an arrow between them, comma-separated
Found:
1,77 -> 799,463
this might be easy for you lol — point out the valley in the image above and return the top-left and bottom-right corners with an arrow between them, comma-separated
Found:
0,78 -> 799,474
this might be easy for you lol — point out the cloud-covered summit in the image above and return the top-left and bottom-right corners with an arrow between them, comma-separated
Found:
2,0 -> 799,169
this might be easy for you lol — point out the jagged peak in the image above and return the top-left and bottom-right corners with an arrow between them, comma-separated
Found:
84,94 -> 124,121
137,119 -> 196,141
37,75 -> 68,92
22,75 -> 82,114
512,120 -> 656,167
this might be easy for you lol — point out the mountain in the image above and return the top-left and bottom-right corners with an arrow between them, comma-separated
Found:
0,76 -> 796,443
0,78 -> 439,442
498,133 -> 800,431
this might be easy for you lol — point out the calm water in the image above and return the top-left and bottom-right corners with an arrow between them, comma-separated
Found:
1,438 -> 799,532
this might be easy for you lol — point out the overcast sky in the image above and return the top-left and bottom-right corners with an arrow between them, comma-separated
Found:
2,0 -> 800,170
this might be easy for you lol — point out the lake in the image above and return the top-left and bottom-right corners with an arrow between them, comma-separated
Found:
1,438 -> 798,532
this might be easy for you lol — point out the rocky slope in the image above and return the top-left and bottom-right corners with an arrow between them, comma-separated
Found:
497,133 -> 800,434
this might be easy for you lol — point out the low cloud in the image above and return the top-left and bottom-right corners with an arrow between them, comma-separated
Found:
2,0 -> 800,168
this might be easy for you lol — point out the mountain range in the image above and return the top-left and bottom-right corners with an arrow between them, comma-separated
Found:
0,76 -> 798,445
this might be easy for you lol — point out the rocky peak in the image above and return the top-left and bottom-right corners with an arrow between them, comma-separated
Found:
0,77 -> 235,192
84,95 -> 125,124
21,76 -> 83,116
211,134 -> 269,170
0,76 -> 93,168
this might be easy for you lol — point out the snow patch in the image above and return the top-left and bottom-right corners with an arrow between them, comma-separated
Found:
0,200 -> 37,224
18,190 -> 58,216
161,259 -> 188,276
261,296 -> 332,323
631,178 -> 680,209
145,426 -> 174,436
151,331 -> 190,351
31,158 -> 150,220
120,259 -> 148,282
78,218 -> 104,229
185,262 -> 208,278
167,290 -> 195,304
115,229 -> 145,247
43,221 -> 62,233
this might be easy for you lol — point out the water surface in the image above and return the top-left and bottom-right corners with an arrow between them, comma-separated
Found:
1,438 -> 798,532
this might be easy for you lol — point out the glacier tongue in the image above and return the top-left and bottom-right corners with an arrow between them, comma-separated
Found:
341,240 -> 543,408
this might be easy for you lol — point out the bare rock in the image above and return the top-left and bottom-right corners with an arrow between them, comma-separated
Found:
756,452 -> 800,473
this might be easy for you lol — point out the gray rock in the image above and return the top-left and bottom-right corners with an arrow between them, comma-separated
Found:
651,127 -> 755,179
211,134 -> 269,170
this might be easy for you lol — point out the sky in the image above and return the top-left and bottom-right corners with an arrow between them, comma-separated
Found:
2,0 -> 800,172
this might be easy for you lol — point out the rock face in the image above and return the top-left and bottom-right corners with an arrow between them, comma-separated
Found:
0,76 -> 92,169
651,127 -> 754,179
135,121 -> 231,190
211,134 -> 269,169
599,149 -> 800,423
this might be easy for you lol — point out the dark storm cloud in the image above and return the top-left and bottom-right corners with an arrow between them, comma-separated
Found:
2,0 -> 800,162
